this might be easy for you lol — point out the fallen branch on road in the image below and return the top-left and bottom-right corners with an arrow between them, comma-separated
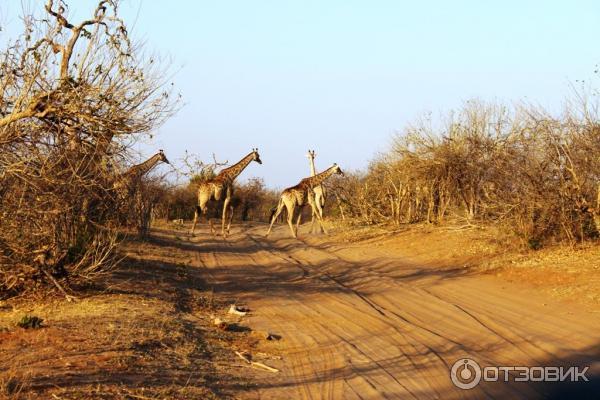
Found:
235,351 -> 280,373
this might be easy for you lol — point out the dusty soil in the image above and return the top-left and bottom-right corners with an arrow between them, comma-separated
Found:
1,222 -> 599,399
0,236 -> 258,399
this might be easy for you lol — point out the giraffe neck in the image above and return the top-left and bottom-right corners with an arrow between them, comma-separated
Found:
308,156 -> 317,177
305,165 -> 338,188
218,152 -> 254,182
126,153 -> 163,179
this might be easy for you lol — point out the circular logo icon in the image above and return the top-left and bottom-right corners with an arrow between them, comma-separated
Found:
450,358 -> 482,390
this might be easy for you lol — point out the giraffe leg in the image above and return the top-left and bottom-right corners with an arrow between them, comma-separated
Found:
309,192 -> 321,233
287,204 -> 297,238
190,206 -> 200,236
221,196 -> 231,238
314,195 -> 325,234
193,188 -> 212,237
308,193 -> 318,233
295,210 -> 303,235
308,195 -> 327,235
226,205 -> 234,235
208,218 -> 216,237
266,199 -> 285,237
315,207 -> 328,235
205,208 -> 217,237
309,206 -> 317,234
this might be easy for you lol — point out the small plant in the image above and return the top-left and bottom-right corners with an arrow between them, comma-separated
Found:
527,238 -> 543,251
196,290 -> 215,311
16,315 -> 43,329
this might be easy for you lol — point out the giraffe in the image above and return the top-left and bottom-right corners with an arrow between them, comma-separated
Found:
266,163 -> 343,238
306,149 -> 327,234
190,149 -> 262,238
113,150 -> 170,196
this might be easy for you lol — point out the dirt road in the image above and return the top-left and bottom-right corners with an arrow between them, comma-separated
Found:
156,223 -> 598,399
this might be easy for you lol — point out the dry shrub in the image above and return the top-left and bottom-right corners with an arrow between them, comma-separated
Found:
161,185 -> 197,221
159,176 -> 278,224
131,178 -> 171,237
336,99 -> 600,247
231,177 -> 279,222
159,152 -> 279,224
0,1 -> 177,298
157,153 -> 222,222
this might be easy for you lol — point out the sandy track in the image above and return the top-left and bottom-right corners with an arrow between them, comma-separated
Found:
177,224 -> 599,399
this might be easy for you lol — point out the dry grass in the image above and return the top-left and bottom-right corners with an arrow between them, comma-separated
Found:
491,243 -> 600,310
325,221 -> 600,311
328,100 -> 600,248
0,233 -> 261,399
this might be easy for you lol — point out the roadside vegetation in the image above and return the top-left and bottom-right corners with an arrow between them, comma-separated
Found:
163,98 -> 600,251
331,99 -> 600,248
0,0 -> 177,298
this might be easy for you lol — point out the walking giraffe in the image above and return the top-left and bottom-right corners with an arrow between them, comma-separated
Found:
306,150 -> 327,234
266,163 -> 343,238
190,149 -> 262,238
113,150 -> 170,196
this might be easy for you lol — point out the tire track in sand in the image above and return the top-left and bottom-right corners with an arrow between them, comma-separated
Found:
182,225 -> 600,399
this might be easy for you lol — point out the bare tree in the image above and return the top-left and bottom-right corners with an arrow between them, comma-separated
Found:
336,98 -> 600,248
0,0 -> 178,298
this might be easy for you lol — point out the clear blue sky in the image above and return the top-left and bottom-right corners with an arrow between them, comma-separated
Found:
4,1 -> 600,187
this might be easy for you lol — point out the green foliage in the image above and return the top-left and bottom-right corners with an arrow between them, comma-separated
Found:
190,169 -> 216,185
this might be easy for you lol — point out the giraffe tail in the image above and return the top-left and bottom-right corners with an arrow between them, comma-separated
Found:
269,198 -> 283,221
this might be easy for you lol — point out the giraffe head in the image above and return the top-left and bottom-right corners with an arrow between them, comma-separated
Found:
306,149 -> 316,160
331,163 -> 344,176
158,149 -> 170,164
251,148 -> 262,164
